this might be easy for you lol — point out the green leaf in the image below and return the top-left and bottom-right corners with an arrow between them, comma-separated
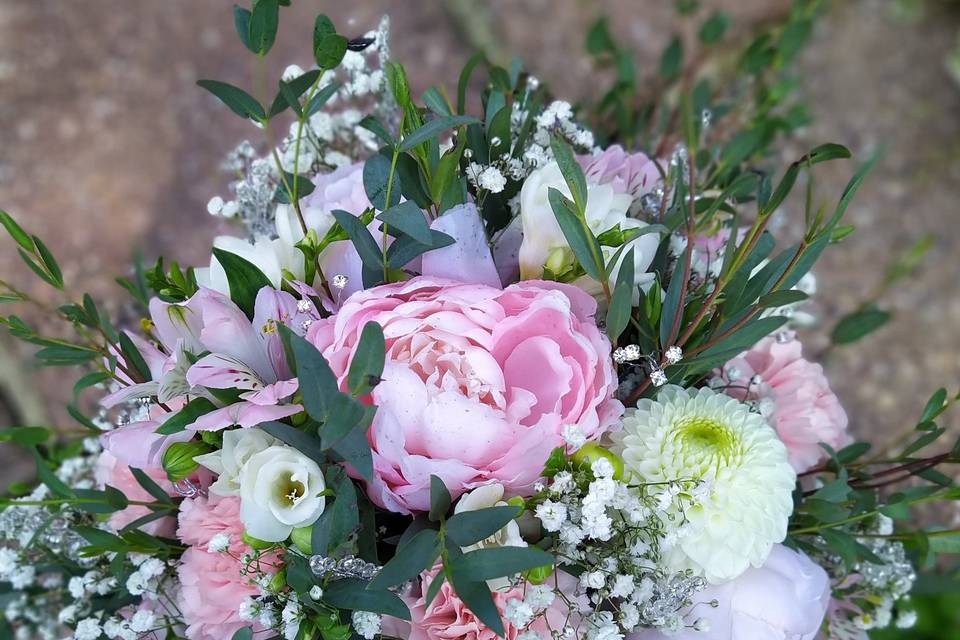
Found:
548,189 -> 604,282
398,115 -> 479,153
549,137 -> 588,214
259,421 -> 325,465
606,248 -> 635,342
821,149 -> 883,237
456,51 -> 485,115
448,546 -> 555,582
0,209 -> 34,252
32,236 -> 63,289
757,289 -> 809,309
363,153 -> 401,211
274,171 -> 316,204
920,388 -> 948,424
831,306 -> 890,344
0,426 -> 51,446
901,427 -> 946,458
422,86 -> 452,116
212,247 -> 272,318
32,448 -> 73,498
386,231 -> 456,269
445,570 -> 502,636
429,475 -> 451,522
445,505 -> 522,548
231,628 -> 254,640
659,260 -> 687,349
232,5 -> 253,51
359,115 -> 395,148
347,321 -> 386,396
313,14 -> 348,69
197,80 -> 265,121
368,529 -> 441,590
129,467 -> 174,505
323,578 -> 411,619
76,526 -> 127,552
699,11 -> 730,44
330,426 -> 373,483
332,210 -> 383,273
248,0 -> 279,55
118,331 -> 152,382
377,201 -> 432,245
269,69 -> 322,117
155,397 -> 218,435
304,81 -> 339,118
660,35 -> 683,79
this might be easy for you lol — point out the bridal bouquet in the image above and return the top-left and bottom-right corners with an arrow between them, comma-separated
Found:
1,3 -> 957,640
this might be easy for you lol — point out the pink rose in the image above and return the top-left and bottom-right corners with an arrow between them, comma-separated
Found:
579,145 -> 660,199
630,545 -> 831,640
177,495 -> 276,640
384,567 -> 582,640
307,276 -> 622,513
719,332 -> 850,473
94,450 -> 178,536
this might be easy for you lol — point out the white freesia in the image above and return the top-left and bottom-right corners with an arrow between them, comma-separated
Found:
518,161 -> 658,298
194,428 -> 280,497
238,444 -> 327,541
611,386 -> 796,584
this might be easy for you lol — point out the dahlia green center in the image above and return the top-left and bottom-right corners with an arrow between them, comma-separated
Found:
673,416 -> 739,462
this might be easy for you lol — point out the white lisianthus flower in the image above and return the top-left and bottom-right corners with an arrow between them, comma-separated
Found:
194,428 -> 281,497
454,483 -> 526,552
238,444 -> 327,541
611,386 -> 796,584
518,161 -> 658,297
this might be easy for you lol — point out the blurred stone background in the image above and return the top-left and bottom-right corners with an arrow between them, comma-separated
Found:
0,0 -> 958,490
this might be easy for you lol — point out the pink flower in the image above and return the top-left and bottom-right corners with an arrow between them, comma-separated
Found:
94,450 -> 178,536
307,276 -> 622,513
579,145 -> 660,199
720,332 -> 850,473
384,567 -> 582,640
176,495 -> 274,640
177,494 -> 246,551
630,545 -> 831,640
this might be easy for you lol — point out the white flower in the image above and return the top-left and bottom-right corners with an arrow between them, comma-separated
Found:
281,596 -> 302,640
206,532 -> 231,553
535,500 -> 567,533
195,235 -> 299,294
610,574 -> 635,599
517,632 -> 543,640
518,162 -> 659,302
562,424 -> 587,448
125,571 -> 149,596
504,598 -> 535,628
68,576 -> 86,599
611,385 -> 796,583
0,547 -> 17,578
477,166 -> 507,193
58,606 -> 77,625
525,584 -> 555,612
129,610 -> 155,633
352,611 -> 381,640
195,429 -> 281,497
74,619 -> 102,640
454,484 -> 526,552
8,566 -> 33,589
238,598 -> 257,621
238,445 -> 327,541
308,585 -> 323,601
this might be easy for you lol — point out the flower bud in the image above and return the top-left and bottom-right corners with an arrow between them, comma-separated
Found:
290,525 -> 314,554
522,564 -> 554,585
571,442 -> 624,480
161,441 -> 212,482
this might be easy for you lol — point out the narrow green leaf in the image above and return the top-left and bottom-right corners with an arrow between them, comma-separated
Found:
548,189 -> 604,282
129,467 -> 173,505
259,421 -> 325,465
0,210 -> 34,252
429,475 -> 451,522
323,579 -> 411,619
155,397 -> 218,435
347,321 -> 386,396
377,201 -> 432,245
197,80 -> 265,121
445,505 -> 522,548
368,529 -> 441,590
363,153 -> 401,211
399,115 -> 479,153
332,210 -> 382,272
831,307 -> 890,344
212,248 -> 272,318
445,570 -> 503,636
248,0 -> 279,55
549,137 -> 588,214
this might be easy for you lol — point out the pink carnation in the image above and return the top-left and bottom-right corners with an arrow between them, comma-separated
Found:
176,495 -> 273,640
384,567 -> 582,640
307,276 -> 622,514
720,332 -> 850,472
94,450 -> 177,536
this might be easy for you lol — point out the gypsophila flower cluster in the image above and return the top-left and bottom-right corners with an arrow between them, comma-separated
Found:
531,454 -> 707,635
817,515 -> 918,636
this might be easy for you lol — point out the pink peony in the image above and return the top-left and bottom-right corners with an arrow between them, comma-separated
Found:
720,332 -> 850,473
630,545 -> 831,640
306,276 -> 622,514
94,450 -> 178,536
579,145 -> 660,199
176,495 -> 274,640
384,567 -> 582,640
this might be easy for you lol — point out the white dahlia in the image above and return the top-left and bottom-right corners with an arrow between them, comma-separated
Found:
611,385 -> 796,583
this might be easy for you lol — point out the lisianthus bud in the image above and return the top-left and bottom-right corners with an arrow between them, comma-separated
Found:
242,531 -> 274,551
545,246 -> 575,276
522,564 -> 554,584
290,525 -> 314,554
161,441 -> 212,482
571,442 -> 624,480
